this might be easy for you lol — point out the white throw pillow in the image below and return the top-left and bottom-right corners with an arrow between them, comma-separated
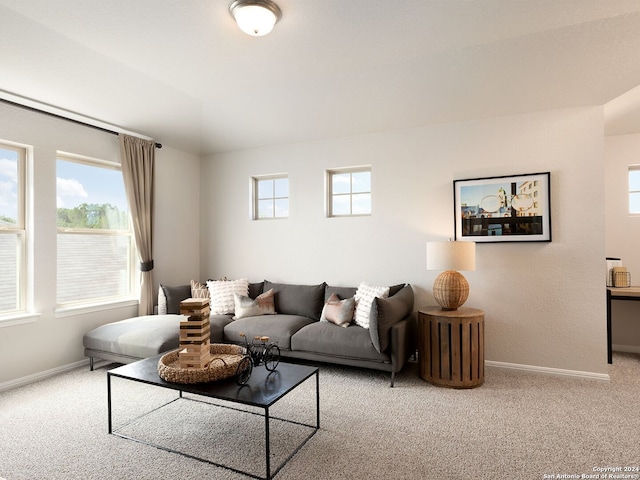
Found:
157,285 -> 167,315
207,278 -> 249,315
354,282 -> 390,329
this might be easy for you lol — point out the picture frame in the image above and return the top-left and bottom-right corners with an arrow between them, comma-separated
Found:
453,172 -> 551,243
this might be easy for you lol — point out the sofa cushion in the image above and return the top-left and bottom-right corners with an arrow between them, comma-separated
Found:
291,322 -> 388,362
232,289 -> 275,320
160,284 -> 191,314
207,278 -> 249,315
370,284 -> 414,353
263,280 -> 326,320
83,314 -> 182,358
320,293 -> 355,328
354,282 -> 390,329
324,285 -> 357,302
223,314 -> 315,350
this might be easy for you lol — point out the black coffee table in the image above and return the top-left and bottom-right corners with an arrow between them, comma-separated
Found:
107,354 -> 319,480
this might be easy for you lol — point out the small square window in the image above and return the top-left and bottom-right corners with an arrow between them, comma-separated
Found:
630,167 -> 640,214
253,175 -> 289,219
630,192 -> 640,214
327,167 -> 371,217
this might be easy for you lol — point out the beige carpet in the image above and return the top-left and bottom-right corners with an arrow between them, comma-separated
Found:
1,353 -> 639,480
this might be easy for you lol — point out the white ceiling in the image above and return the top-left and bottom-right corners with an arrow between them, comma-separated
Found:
2,0 -> 640,155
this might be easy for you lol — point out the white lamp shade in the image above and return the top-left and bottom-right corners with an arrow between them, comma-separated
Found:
426,241 -> 476,272
231,3 -> 279,36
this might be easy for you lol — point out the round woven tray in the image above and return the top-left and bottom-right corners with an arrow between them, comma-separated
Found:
157,343 -> 245,384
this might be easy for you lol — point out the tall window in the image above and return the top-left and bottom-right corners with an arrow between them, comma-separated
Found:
630,166 -> 640,214
327,167 -> 371,217
253,175 -> 289,219
56,155 -> 135,306
0,143 -> 26,315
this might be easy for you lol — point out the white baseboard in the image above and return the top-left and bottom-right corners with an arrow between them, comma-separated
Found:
486,360 -> 610,382
612,344 -> 640,355
1,357 -> 615,392
0,359 -> 90,393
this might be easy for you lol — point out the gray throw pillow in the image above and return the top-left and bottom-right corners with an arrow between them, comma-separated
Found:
263,280 -> 327,320
388,283 -> 405,297
160,284 -> 191,314
248,282 -> 264,299
370,284 -> 414,353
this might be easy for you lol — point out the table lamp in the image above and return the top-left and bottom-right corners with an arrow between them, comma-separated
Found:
426,241 -> 476,310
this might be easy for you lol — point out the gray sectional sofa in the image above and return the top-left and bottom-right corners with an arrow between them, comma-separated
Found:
83,280 -> 417,386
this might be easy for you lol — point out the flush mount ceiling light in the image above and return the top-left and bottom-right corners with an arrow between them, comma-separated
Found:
229,0 -> 282,36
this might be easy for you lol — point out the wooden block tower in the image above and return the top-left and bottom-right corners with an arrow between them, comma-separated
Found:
179,297 -> 211,369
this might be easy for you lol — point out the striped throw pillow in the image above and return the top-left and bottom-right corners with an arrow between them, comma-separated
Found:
207,278 -> 249,315
354,282 -> 390,329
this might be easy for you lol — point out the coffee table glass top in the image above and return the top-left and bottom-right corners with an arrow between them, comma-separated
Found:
108,352 -> 318,408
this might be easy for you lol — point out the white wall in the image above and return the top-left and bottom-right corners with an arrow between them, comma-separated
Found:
0,102 -> 200,386
605,134 -> 640,350
153,145 -> 201,288
0,102 -> 610,386
202,106 -> 608,375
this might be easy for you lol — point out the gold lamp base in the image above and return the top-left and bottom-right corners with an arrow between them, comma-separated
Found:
433,270 -> 469,311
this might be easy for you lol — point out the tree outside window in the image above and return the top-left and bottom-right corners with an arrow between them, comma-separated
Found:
56,156 -> 135,305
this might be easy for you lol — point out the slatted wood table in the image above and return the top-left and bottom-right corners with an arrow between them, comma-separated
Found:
418,307 -> 484,388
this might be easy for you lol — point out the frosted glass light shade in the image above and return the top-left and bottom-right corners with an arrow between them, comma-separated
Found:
426,241 -> 476,271
230,0 -> 282,36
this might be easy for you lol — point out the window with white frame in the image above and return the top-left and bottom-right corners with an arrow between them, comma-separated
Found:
327,167 -> 371,217
630,166 -> 640,214
56,154 -> 135,305
253,175 -> 289,219
0,143 -> 27,315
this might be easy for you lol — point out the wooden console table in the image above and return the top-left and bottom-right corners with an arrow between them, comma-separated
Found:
606,286 -> 640,364
417,307 -> 484,388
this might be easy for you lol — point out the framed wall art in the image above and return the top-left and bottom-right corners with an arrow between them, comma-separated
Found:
454,172 -> 551,243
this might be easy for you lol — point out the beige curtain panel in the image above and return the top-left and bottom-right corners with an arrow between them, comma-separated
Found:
119,134 -> 155,316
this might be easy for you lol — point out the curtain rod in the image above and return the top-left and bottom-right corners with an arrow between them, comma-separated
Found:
0,97 -> 162,149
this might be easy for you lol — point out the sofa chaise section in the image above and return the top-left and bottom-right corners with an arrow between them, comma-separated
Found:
83,314 -> 183,370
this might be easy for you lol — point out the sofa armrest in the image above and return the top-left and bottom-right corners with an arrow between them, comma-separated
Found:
388,312 -> 417,373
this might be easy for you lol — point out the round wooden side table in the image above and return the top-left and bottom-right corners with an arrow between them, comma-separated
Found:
417,306 -> 484,388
